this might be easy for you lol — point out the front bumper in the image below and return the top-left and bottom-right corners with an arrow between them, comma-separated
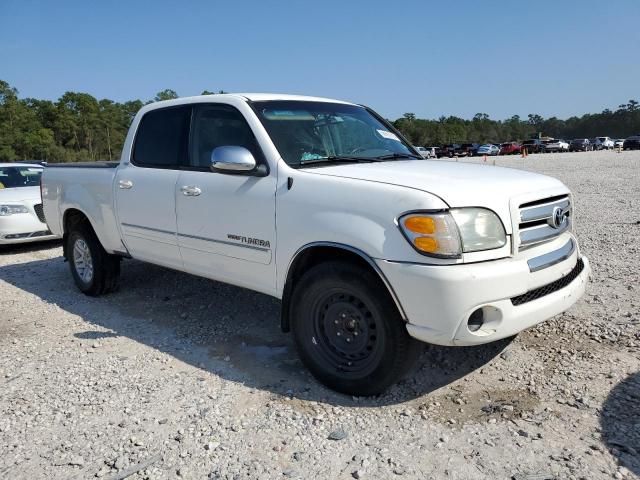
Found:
0,212 -> 58,245
376,239 -> 590,346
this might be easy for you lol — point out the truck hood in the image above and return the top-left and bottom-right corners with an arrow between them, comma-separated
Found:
0,186 -> 41,203
304,160 -> 568,233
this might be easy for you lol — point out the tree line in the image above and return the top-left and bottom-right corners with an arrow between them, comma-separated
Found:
393,101 -> 640,147
0,81 -> 224,163
0,78 -> 638,162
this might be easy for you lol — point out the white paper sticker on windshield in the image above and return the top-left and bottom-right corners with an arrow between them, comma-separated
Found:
377,130 -> 400,142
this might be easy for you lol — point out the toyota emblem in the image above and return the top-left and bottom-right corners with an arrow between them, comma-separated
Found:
550,206 -> 567,229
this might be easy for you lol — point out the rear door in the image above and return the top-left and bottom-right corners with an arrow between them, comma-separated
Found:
175,103 -> 277,295
115,105 -> 191,269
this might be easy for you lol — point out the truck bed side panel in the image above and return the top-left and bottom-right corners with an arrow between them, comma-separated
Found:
42,167 -> 126,254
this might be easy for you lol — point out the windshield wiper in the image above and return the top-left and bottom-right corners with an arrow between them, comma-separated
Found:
297,153 -> 422,167
374,153 -> 423,160
298,156 -> 375,166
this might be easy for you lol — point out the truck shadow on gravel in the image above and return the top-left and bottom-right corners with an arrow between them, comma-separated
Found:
0,239 -> 62,256
0,255 -> 510,406
601,371 -> 640,475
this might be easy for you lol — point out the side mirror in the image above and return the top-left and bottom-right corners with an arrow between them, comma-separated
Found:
210,146 -> 268,176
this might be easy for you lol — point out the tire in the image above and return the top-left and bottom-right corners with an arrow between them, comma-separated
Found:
66,224 -> 120,296
290,261 -> 421,396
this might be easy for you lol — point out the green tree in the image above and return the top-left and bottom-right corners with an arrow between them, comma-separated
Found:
154,89 -> 179,102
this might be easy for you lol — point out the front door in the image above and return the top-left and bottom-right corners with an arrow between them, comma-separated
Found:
175,103 -> 277,295
115,105 -> 191,270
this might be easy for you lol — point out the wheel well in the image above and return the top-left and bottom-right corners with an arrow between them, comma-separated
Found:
62,209 -> 92,260
280,245 -> 405,332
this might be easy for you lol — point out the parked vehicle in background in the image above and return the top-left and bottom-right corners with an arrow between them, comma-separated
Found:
593,137 -> 614,150
623,135 -> 640,150
424,147 -> 439,159
569,139 -> 593,152
522,139 -> 544,153
415,146 -> 431,158
441,144 -> 459,158
614,139 -> 625,149
41,93 -> 590,395
433,146 -> 447,158
500,142 -> 522,155
477,144 -> 500,156
0,163 -> 58,245
543,139 -> 569,152
457,143 -> 480,157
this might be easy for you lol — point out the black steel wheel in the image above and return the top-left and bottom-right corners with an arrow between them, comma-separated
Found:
309,290 -> 384,378
290,261 -> 421,396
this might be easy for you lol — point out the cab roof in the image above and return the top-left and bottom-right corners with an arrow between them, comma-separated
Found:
237,93 -> 354,104
135,93 -> 360,121
153,93 -> 355,106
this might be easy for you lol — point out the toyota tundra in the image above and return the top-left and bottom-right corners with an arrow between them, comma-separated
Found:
41,94 -> 590,395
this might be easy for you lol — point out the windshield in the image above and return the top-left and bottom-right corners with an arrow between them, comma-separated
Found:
0,166 -> 43,189
252,101 -> 415,167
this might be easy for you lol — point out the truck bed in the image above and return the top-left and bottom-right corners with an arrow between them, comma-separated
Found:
41,162 -> 126,254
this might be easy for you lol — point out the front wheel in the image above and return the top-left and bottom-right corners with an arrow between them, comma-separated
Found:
67,225 -> 120,296
290,261 -> 421,396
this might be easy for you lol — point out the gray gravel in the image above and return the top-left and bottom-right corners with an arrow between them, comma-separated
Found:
1,150 -> 639,479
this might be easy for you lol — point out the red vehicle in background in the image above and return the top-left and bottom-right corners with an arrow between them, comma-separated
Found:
499,142 -> 522,155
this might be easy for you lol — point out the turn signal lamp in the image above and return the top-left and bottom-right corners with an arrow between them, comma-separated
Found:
399,213 -> 462,258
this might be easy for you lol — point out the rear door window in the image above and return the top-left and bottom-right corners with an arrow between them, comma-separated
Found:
132,106 -> 191,168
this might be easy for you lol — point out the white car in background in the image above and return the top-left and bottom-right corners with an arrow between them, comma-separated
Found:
0,163 -> 58,245
614,139 -> 625,149
593,137 -> 614,150
543,139 -> 569,152
414,146 -> 433,158
477,144 -> 500,156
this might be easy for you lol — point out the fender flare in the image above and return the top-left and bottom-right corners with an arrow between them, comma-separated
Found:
280,241 -> 408,332
61,207 -> 110,259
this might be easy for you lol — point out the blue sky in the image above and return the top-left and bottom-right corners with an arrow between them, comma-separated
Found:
2,0 -> 639,120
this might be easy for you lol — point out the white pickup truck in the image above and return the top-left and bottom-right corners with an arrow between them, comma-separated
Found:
42,94 -> 590,395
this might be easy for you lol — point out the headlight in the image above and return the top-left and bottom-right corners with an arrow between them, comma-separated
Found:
450,208 -> 506,252
399,208 -> 506,258
0,205 -> 29,216
399,212 -> 462,258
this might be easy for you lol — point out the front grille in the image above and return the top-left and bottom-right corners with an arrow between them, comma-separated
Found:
517,195 -> 571,250
511,257 -> 584,306
34,203 -> 46,224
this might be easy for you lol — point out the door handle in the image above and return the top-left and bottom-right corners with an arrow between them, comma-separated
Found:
180,185 -> 202,196
118,180 -> 133,189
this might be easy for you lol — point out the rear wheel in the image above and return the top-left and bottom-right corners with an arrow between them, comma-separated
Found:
67,224 -> 120,296
290,261 -> 421,396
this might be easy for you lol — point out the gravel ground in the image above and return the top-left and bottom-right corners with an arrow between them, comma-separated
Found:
0,150 -> 639,480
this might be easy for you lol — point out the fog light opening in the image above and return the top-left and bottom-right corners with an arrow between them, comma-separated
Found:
467,308 -> 485,332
